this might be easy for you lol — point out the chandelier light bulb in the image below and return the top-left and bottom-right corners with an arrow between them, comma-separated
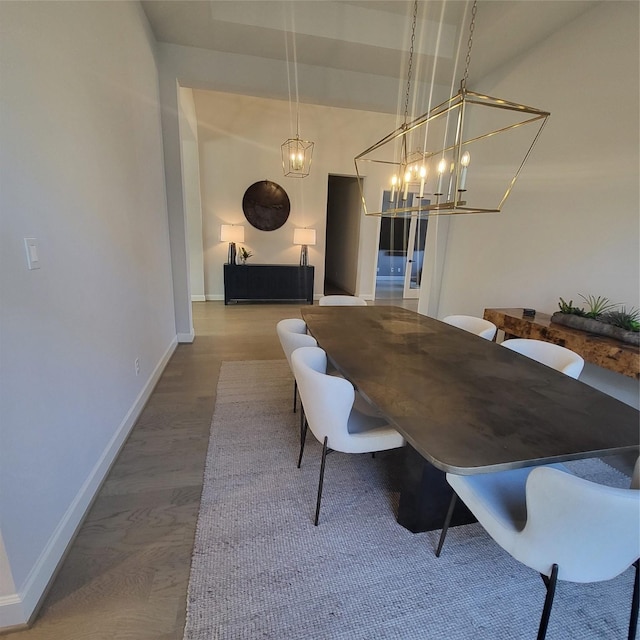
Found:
290,151 -> 304,171
447,161 -> 456,199
403,170 -> 411,200
435,158 -> 447,195
459,151 -> 471,191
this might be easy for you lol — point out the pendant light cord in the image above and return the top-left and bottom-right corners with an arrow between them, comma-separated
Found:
292,30 -> 300,137
284,24 -> 294,138
461,0 -> 477,92
403,0 -> 418,128
283,10 -> 300,138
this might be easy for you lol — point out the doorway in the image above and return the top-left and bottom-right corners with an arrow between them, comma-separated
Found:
375,190 -> 428,300
324,175 -> 362,295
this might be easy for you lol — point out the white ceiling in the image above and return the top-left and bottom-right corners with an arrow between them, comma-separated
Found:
141,0 -> 597,90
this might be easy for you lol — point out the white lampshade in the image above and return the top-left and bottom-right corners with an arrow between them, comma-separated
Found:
293,228 -> 316,246
220,224 -> 245,243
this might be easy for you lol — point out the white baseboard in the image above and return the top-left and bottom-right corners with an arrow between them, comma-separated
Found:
0,337 -> 178,631
177,330 -> 195,343
191,294 -> 206,302
0,593 -> 26,631
205,294 -> 224,301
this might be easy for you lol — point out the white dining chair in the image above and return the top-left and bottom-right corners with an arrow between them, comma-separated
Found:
501,338 -> 585,379
291,346 -> 404,525
436,464 -> 640,640
277,318 -> 381,424
442,314 -> 497,340
318,295 -> 367,306
276,318 -> 317,413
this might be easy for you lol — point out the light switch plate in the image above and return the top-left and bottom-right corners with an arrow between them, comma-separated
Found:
24,238 -> 40,270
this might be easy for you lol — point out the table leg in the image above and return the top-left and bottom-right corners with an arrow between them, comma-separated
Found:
397,445 -> 476,533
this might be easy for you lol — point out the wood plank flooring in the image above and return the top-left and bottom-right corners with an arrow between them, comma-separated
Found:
4,302 -> 309,639
4,300 -> 634,639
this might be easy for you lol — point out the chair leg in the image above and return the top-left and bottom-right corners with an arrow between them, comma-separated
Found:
299,406 -> 305,444
297,418 -> 308,469
292,380 -> 297,413
435,492 -> 458,557
630,560 -> 639,640
314,436 -> 329,526
537,564 -> 558,640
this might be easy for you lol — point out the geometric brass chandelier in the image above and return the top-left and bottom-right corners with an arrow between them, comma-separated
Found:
354,0 -> 550,217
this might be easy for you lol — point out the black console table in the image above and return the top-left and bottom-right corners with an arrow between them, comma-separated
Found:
224,264 -> 314,305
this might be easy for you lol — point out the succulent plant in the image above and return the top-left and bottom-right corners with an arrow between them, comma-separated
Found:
600,307 -> 640,332
557,297 -> 585,316
578,294 -> 617,319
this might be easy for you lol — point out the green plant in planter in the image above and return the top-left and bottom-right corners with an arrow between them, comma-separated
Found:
600,307 -> 640,332
554,294 -> 639,344
557,297 -> 585,316
578,294 -> 617,319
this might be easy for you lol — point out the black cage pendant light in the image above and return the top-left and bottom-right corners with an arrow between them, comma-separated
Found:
354,0 -> 550,218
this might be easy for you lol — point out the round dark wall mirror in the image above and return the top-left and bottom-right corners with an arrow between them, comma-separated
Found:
242,180 -> 290,231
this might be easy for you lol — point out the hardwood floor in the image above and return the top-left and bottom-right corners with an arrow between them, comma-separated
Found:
4,299 -> 633,638
5,302 -> 306,639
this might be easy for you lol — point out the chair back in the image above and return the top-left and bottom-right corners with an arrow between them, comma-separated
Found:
520,466 -> 640,582
442,315 -> 497,340
632,457 -> 640,490
318,295 -> 367,306
276,319 -> 317,368
501,338 -> 584,378
291,346 -> 356,452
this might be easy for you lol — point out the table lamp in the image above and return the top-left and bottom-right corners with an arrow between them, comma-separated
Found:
293,228 -> 316,266
220,224 -> 245,265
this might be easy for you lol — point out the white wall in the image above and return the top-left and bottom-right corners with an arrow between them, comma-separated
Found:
0,1 -> 176,627
155,39 -> 458,313
422,2 -> 639,405
434,1 -> 639,317
192,90 -> 396,299
178,87 -> 206,302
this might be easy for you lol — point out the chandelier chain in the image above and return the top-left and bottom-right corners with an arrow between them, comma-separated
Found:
403,0 -> 418,126
461,0 -> 478,91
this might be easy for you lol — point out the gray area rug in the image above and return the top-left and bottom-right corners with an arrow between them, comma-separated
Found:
184,359 -> 635,640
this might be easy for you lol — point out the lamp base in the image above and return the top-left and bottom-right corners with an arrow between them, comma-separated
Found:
299,245 -> 309,266
228,242 -> 237,265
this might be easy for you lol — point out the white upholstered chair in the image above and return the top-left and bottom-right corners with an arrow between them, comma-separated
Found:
442,314 -> 497,341
436,464 -> 640,640
318,295 -> 367,306
291,346 -> 404,525
501,338 -> 585,379
276,318 -> 317,413
277,318 -> 381,425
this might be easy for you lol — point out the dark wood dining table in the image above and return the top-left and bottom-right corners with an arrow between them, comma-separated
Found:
301,305 -> 640,532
